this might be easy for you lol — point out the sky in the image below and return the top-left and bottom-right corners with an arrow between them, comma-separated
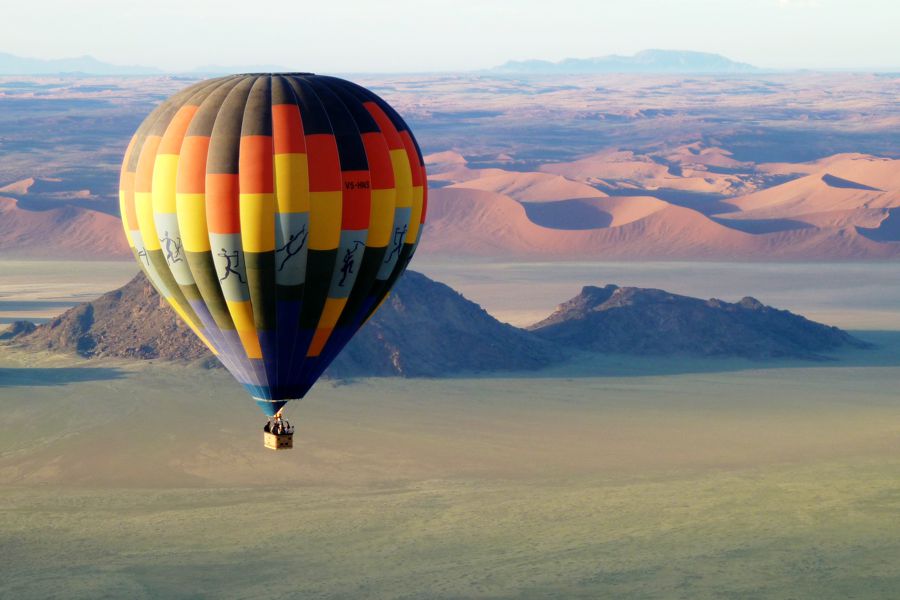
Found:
3,0 -> 898,72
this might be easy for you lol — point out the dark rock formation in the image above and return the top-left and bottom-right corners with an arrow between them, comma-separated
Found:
14,271 -> 561,376
0,320 -> 36,340
529,284 -> 867,360
16,274 -> 207,361
331,271 -> 559,376
13,276 -> 866,373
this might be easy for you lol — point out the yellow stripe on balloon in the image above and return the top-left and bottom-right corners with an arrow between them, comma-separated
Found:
308,190 -> 342,250
318,297 -> 348,329
367,188 -> 397,248
151,154 -> 180,214
135,192 -> 161,251
176,193 -> 211,252
239,193 -> 276,252
407,186 -> 424,243
390,149 -> 413,208
274,153 -> 310,213
119,191 -> 135,248
226,300 -> 262,358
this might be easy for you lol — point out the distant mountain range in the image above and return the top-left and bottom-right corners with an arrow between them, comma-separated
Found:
0,49 -> 759,76
0,52 -> 289,76
7,271 -> 866,375
493,50 -> 760,74
0,52 -> 162,75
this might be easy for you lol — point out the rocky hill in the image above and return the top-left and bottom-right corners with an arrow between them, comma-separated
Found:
8,274 -> 867,372
12,271 -> 560,376
529,285 -> 867,360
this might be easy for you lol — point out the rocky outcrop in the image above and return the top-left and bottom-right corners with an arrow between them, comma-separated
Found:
12,271 -> 561,375
10,276 -> 866,372
529,284 -> 867,359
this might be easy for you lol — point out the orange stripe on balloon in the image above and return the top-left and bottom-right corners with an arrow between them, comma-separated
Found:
158,106 -> 198,155
206,173 -> 241,233
361,132 -> 394,190
399,131 -> 424,188
363,102 -> 403,149
239,135 -> 274,194
177,137 -> 210,194
134,136 -> 161,193
340,169 -> 371,231
120,135 -> 137,180
306,134 -> 342,192
272,104 -> 306,154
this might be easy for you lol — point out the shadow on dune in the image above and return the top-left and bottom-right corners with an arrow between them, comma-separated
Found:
595,184 -> 736,215
822,173 -> 883,191
0,366 -> 125,387
521,199 -> 614,229
858,208 -> 900,242
710,217 -> 815,234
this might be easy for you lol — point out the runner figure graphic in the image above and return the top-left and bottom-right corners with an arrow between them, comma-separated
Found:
276,226 -> 308,272
159,230 -> 183,264
339,241 -> 366,287
137,247 -> 150,266
384,224 -> 407,264
217,248 -> 245,284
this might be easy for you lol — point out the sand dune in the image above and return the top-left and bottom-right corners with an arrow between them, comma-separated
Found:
661,143 -> 752,170
3,149 -> 897,261
418,149 -> 900,260
0,177 -> 36,195
757,153 -> 898,180
427,150 -> 612,202
421,187 -> 899,259
422,188 -> 750,258
540,149 -> 747,195
0,196 -> 129,258
719,158 -> 900,220
522,196 -> 668,229
540,150 -> 668,181
424,150 -> 468,168
424,151 -> 507,184
448,171 -> 607,202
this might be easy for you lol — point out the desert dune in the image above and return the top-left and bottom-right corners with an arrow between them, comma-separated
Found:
421,186 -> 899,259
0,196 -> 129,258
719,155 -> 900,219
448,171 -> 607,202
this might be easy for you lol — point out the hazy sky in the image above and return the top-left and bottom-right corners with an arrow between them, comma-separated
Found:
4,0 -> 898,72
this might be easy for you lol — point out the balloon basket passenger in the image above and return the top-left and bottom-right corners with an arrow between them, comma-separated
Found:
263,415 -> 295,450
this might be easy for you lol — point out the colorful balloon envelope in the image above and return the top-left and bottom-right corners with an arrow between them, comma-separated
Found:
119,74 -> 427,417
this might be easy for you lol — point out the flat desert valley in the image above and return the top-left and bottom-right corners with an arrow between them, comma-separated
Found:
3,259 -> 900,598
1,70 -> 900,598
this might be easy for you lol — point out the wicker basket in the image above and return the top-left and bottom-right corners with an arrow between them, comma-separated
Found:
264,431 -> 294,450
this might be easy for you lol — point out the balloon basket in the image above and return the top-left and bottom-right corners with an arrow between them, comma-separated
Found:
263,431 -> 294,450
263,416 -> 295,450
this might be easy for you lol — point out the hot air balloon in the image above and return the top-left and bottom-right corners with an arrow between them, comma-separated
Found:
118,74 -> 427,449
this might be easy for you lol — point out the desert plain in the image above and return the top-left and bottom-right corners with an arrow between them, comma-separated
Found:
3,258 -> 900,599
